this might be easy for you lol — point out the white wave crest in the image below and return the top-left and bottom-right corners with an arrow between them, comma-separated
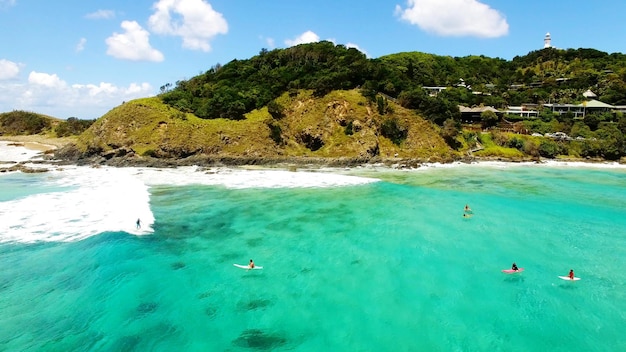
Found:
0,165 -> 377,243
0,167 -> 154,243
130,166 -> 379,189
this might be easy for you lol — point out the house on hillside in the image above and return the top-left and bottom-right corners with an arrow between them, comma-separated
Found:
614,105 -> 626,114
543,99 -> 615,118
458,105 -> 501,123
503,105 -> 538,118
422,86 -> 447,97
542,103 -> 584,118
582,99 -> 615,114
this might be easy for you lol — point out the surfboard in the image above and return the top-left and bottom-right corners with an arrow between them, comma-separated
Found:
502,268 -> 524,274
234,264 -> 263,270
558,276 -> 580,281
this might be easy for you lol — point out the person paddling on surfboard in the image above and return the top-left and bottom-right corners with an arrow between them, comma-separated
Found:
464,204 -> 471,212
568,269 -> 574,280
512,263 -> 519,271
249,259 -> 255,269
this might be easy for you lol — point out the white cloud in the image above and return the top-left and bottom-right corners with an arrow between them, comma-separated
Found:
85,9 -> 115,20
76,38 -> 87,52
395,0 -> 509,38
0,71 -> 153,118
28,71 -> 66,88
285,30 -> 320,47
259,36 -> 275,49
346,42 -> 368,57
106,21 -> 164,62
0,59 -> 20,80
148,0 -> 228,52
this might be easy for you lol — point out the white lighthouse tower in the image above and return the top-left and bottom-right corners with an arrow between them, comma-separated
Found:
544,32 -> 552,48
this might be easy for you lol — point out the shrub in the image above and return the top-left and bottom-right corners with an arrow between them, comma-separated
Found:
267,100 -> 285,119
344,120 -> 354,136
523,139 -> 540,157
508,136 -> 525,150
440,118 -> 460,149
267,122 -> 283,144
538,140 -> 560,158
380,117 -> 407,145
0,110 -> 51,135
480,110 -> 499,129
376,96 -> 389,115
142,149 -> 158,157
55,117 -> 96,137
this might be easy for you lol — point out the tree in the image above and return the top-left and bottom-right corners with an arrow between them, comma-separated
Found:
539,140 -> 560,158
583,113 -> 601,131
267,100 -> 285,119
595,123 -> 624,160
421,97 -> 460,125
376,96 -> 390,115
380,117 -> 407,145
618,114 -> 626,135
570,121 -> 593,138
441,118 -> 461,149
480,110 -> 499,129
397,88 -> 429,110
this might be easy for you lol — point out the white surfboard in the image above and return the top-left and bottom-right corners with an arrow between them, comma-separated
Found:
234,264 -> 263,270
558,276 -> 580,281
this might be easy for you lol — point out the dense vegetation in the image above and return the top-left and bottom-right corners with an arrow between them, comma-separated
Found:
158,43 -> 626,160
0,110 -> 95,137
160,41 -> 370,120
0,111 -> 52,135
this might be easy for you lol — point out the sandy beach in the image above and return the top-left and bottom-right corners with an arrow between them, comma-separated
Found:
0,135 -> 73,150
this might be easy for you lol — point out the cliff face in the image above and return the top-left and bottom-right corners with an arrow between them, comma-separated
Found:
57,90 -> 457,165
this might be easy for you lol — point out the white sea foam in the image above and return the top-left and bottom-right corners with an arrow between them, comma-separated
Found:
0,166 -> 154,243
0,141 -> 44,164
129,166 -> 379,189
0,164 -> 377,243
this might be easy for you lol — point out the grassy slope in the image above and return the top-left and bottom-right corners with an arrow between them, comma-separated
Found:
75,90 -> 457,161
78,97 -> 280,157
274,89 -> 455,159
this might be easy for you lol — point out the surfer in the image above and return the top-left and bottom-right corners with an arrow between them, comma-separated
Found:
463,213 -> 472,218
464,204 -> 471,212
136,218 -> 141,229
249,259 -> 255,269
568,269 -> 574,280
512,263 -> 519,271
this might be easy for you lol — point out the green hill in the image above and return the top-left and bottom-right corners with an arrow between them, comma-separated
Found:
0,110 -> 95,139
9,42 -> 626,163
66,90 -> 456,164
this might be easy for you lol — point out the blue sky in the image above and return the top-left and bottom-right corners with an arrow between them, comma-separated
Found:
1,0 -> 625,119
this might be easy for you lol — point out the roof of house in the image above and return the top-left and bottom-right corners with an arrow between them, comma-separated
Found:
583,89 -> 597,98
581,99 -> 614,108
458,105 -> 499,113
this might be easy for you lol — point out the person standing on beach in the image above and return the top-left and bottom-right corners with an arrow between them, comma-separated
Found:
136,218 -> 141,229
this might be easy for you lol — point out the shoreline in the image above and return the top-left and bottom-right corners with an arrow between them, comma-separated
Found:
0,135 -> 74,150
1,135 -> 625,171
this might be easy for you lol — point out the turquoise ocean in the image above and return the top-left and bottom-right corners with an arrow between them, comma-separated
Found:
1,160 -> 626,351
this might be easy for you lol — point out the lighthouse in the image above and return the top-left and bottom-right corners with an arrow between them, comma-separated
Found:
544,32 -> 552,48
